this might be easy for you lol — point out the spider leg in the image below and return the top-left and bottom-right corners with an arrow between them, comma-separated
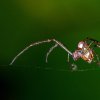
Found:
71,63 -> 78,71
97,45 -> 100,48
52,39 -> 72,56
45,39 -> 73,63
46,44 -> 58,63
10,39 -> 73,65
67,54 -> 78,71
84,37 -> 99,42
96,54 -> 100,62
10,39 -> 52,65
84,37 -> 100,46
95,54 -> 100,66
67,53 -> 69,62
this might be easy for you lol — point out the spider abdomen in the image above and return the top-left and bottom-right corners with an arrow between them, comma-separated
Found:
81,48 -> 94,63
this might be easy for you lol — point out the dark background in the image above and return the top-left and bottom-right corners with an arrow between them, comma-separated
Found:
0,0 -> 100,100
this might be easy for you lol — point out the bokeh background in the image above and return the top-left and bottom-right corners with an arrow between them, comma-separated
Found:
0,0 -> 100,100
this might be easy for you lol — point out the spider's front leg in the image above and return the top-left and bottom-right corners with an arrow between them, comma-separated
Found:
10,38 -> 77,71
10,39 -> 53,65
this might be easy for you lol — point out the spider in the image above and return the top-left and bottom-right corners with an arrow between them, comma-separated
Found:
10,37 -> 100,71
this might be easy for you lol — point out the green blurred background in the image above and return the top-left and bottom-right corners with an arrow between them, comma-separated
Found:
0,0 -> 100,100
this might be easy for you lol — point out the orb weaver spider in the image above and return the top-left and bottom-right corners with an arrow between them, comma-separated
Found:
10,37 -> 100,71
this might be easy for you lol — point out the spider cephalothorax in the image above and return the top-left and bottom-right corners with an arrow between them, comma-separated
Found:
10,37 -> 100,71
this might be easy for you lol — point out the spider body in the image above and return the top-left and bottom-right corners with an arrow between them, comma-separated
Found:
10,37 -> 100,71
73,41 -> 94,63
